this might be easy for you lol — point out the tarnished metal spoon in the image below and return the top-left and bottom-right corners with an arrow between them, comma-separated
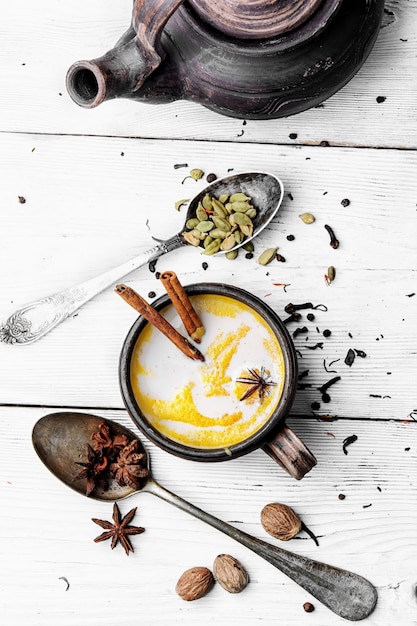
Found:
0,171 -> 283,345
32,412 -> 378,621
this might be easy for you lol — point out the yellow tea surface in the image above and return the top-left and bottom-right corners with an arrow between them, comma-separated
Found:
130,294 -> 285,449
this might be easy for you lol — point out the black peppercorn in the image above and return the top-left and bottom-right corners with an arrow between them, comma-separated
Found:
147,291 -> 156,299
201,262 -> 208,270
206,173 -> 217,183
307,313 -> 315,322
323,329 -> 331,337
286,234 -> 295,241
341,198 -> 350,207
303,602 -> 315,613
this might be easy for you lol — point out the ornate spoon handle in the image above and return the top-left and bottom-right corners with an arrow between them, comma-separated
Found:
146,479 -> 377,621
0,235 -> 184,345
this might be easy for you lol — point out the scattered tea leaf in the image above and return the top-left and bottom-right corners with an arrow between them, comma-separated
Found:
342,434 -> 358,455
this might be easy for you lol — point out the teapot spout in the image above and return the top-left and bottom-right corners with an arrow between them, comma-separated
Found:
66,33 -> 161,109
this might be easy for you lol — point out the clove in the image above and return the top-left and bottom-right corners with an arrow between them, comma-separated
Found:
317,375 -> 341,403
324,224 -> 340,249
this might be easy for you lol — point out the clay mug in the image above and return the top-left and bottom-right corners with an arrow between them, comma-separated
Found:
119,283 -> 317,480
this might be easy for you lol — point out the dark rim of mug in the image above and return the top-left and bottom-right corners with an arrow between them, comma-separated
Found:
119,283 -> 297,462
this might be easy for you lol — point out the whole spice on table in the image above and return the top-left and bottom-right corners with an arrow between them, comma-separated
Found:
260,503 -> 319,546
258,247 -> 278,266
303,601 -> 315,613
299,212 -> 315,224
213,554 -> 249,593
326,266 -> 336,285
159,270 -> 205,343
324,224 -> 340,249
175,566 -> 215,601
92,502 -> 145,556
182,168 -> 205,183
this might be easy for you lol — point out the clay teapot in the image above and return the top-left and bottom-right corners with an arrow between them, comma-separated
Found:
66,0 -> 385,119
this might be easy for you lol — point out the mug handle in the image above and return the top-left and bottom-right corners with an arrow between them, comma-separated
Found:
262,425 -> 317,480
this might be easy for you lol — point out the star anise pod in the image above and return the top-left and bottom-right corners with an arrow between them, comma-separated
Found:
91,422 -> 129,459
110,439 -> 149,490
92,502 -> 145,556
236,366 -> 277,402
74,444 -> 108,497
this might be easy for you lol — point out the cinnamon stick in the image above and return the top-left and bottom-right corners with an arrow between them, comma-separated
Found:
115,284 -> 204,362
159,270 -> 205,343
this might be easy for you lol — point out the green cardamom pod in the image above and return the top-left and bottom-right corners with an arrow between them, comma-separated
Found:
212,216 -> 232,232
258,247 -> 278,265
202,193 -> 213,211
175,198 -> 190,211
186,218 -> 200,229
203,235 -> 214,248
218,193 -> 229,204
239,223 -> 253,238
211,198 -> 227,218
225,249 -> 238,260
220,233 -> 236,251
196,202 -> 208,221
245,207 -> 257,219
234,230 -> 244,244
242,241 -> 254,252
190,168 -> 204,180
233,212 -> 253,227
230,192 -> 251,203
230,201 -> 252,212
197,220 -> 215,233
203,239 -> 221,255
327,266 -> 336,282
182,231 -> 201,246
209,228 -> 228,239
299,212 -> 315,224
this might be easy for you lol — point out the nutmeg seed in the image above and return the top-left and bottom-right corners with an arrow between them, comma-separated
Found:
213,554 -> 249,593
260,503 -> 302,541
175,566 -> 214,601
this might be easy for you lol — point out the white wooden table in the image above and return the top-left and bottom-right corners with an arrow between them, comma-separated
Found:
1,2 -> 416,624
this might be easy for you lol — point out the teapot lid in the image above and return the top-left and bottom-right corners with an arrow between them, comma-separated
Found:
186,0 -> 342,40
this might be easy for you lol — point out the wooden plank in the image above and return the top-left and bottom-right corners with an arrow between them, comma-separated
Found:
0,133 -> 415,419
0,1 -> 416,148
0,406 -> 415,625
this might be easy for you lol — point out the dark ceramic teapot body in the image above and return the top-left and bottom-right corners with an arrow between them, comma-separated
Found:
67,0 -> 385,119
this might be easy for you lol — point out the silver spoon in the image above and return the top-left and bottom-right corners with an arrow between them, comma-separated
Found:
0,171 -> 283,345
32,412 -> 378,621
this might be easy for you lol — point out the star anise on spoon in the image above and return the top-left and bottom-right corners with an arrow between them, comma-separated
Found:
110,439 -> 149,489
236,366 -> 277,402
74,444 -> 108,496
90,422 -> 129,458
92,502 -> 145,556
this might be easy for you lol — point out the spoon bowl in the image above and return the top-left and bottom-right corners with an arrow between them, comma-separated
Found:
33,411 -> 377,621
1,171 -> 283,345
